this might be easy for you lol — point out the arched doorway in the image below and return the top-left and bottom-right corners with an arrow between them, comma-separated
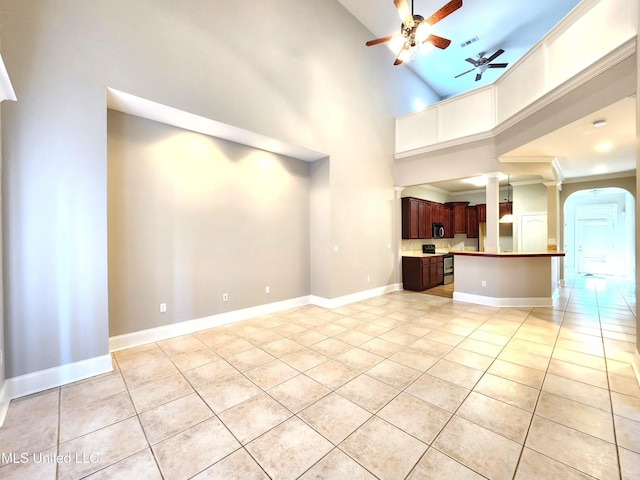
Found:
563,187 -> 635,279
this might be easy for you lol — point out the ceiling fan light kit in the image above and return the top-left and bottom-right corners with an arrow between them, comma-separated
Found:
365,0 -> 462,65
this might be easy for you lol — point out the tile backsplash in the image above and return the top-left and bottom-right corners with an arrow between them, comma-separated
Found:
401,235 -> 479,254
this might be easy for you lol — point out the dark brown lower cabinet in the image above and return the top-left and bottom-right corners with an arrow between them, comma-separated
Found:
402,256 -> 444,291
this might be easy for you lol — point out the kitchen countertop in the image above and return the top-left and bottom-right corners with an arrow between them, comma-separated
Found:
449,251 -> 565,258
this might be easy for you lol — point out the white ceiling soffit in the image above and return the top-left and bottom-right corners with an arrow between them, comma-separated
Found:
106,88 -> 327,162
0,54 -> 17,102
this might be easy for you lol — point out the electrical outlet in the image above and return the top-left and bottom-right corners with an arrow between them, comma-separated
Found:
223,293 -> 228,302
159,303 -> 167,313
265,286 -> 270,294
367,275 -> 371,282
481,281 -> 487,287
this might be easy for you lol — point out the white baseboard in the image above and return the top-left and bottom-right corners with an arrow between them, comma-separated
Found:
0,382 -> 9,428
111,285 -> 403,352
0,354 -> 113,426
633,349 -> 640,388
0,284 -> 402,426
310,284 -> 402,309
452,291 -> 557,308
109,295 -> 312,352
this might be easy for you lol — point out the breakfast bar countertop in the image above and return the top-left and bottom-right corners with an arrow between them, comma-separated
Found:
449,251 -> 565,258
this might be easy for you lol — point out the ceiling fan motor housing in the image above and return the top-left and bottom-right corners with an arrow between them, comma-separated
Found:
401,14 -> 425,47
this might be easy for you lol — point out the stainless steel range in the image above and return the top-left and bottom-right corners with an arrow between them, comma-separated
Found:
443,254 -> 454,284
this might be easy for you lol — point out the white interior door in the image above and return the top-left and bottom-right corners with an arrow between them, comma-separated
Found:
575,205 -> 616,275
519,213 -> 547,252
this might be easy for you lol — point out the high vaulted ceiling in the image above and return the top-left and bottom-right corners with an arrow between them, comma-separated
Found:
338,0 -> 581,99
338,0 -> 636,192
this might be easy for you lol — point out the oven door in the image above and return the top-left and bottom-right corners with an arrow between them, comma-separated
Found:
443,255 -> 454,284
443,255 -> 453,274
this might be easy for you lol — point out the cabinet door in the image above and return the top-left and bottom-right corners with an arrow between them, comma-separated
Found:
477,204 -> 486,223
428,257 -> 439,287
402,257 -> 423,290
432,203 -> 444,224
436,258 -> 444,285
443,204 -> 453,238
466,206 -> 478,238
453,203 -> 468,234
418,200 -> 428,238
422,262 -> 430,289
402,197 -> 422,239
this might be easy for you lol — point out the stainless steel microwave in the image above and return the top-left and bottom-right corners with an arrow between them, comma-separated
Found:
432,222 -> 445,239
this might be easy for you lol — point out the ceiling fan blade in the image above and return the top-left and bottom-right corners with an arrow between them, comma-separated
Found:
485,48 -> 505,63
366,34 -> 396,46
394,0 -> 414,28
426,0 -> 463,25
488,63 -> 508,68
464,57 -> 480,66
394,42 -> 409,65
454,68 -> 474,78
475,72 -> 482,81
426,34 -> 451,50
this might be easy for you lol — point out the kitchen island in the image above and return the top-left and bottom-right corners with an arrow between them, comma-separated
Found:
450,251 -> 565,307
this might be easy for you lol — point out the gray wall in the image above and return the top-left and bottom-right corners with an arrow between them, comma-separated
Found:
0,0 -> 436,377
107,110 -> 311,336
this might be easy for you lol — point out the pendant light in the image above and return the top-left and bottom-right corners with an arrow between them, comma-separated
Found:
500,176 -> 514,223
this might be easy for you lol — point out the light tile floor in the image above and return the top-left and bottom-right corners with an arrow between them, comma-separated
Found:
1,274 -> 639,479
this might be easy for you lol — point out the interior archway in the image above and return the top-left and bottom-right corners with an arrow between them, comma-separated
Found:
563,187 -> 635,279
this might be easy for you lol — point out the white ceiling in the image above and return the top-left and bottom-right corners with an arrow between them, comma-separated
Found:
337,0 -> 637,193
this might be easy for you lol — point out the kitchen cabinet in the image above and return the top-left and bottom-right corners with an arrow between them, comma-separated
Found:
447,202 -> 469,234
500,202 -> 512,219
402,256 -> 444,291
476,203 -> 511,223
431,256 -> 444,285
431,202 -> 444,224
466,206 -> 478,238
443,204 -> 455,238
477,204 -> 486,223
402,197 -> 431,239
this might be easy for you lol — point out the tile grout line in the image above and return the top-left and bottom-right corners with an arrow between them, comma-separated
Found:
13,278 -> 631,479
509,294 -> 567,479
401,302 -> 535,480
596,286 -> 624,480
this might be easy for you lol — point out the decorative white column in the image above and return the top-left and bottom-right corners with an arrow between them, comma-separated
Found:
544,181 -> 562,251
484,174 -> 500,254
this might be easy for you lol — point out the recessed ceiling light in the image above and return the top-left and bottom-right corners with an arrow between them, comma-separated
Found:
594,141 -> 613,152
592,119 -> 607,127
464,176 -> 487,187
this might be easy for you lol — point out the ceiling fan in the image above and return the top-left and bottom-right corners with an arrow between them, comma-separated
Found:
366,0 -> 463,66
455,49 -> 508,81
